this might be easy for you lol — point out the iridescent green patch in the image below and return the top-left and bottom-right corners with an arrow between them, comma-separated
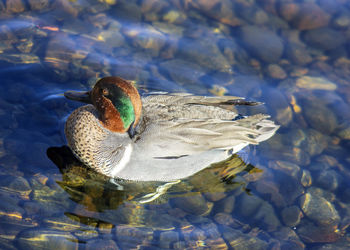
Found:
117,95 -> 135,129
109,86 -> 135,129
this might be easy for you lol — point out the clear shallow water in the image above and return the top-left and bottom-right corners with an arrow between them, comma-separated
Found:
0,0 -> 350,249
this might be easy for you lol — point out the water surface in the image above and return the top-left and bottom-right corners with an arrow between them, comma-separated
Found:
0,0 -> 350,249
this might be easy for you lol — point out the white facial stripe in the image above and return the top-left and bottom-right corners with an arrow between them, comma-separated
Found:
110,143 -> 132,177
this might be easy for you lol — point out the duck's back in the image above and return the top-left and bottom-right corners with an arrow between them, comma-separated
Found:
138,93 -> 279,155
115,93 -> 279,181
142,94 -> 240,120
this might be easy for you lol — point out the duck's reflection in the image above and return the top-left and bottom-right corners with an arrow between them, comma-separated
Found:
47,146 -> 260,213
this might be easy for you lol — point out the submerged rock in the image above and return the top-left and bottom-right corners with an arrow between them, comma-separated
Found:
263,88 -> 292,126
98,221 -> 114,234
114,2 -> 142,22
259,136 -> 310,166
269,160 -> 300,178
214,212 -> 234,226
281,205 -> 302,227
286,43 -> 312,66
237,4 -> 269,25
0,175 -> 31,199
172,193 -> 213,216
338,127 -> 350,140
215,195 -> 235,214
30,176 -> 70,217
0,193 -> 25,222
199,221 -> 221,239
299,192 -> 340,227
85,239 -> 119,250
28,0 -> 49,11
292,3 -> 330,30
225,75 -> 261,97
315,170 -> 341,191
178,38 -> 231,72
254,201 -> 281,231
266,64 -> 287,79
44,33 -> 77,79
237,194 -> 263,218
222,226 -> 268,249
96,29 -> 125,48
189,0 -> 242,27
255,179 -> 286,207
23,201 -> 41,216
141,0 -> 168,15
333,11 -> 350,29
296,76 -> 337,90
303,28 -> 346,51
286,128 -> 329,157
278,3 -> 299,21
297,220 -> 342,243
219,38 -> 249,66
308,186 -> 336,203
272,227 -> 305,249
315,235 -> 350,249
73,229 -> 99,240
303,129 -> 329,157
43,216 -> 82,232
115,225 -> 153,249
239,26 -> 284,63
0,53 -> 40,65
159,59 -> 205,86
302,98 -> 338,134
6,0 -> 26,13
188,228 -> 206,241
300,170 -> 312,187
159,231 -> 179,249
266,162 -> 305,205
16,229 -> 78,250
124,24 -> 166,57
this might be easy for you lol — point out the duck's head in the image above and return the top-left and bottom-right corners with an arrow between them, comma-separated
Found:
64,76 -> 142,136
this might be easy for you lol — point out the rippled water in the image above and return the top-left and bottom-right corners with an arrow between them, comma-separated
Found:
1,0 -> 350,249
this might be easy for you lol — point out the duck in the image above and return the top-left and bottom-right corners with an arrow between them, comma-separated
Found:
64,76 -> 279,182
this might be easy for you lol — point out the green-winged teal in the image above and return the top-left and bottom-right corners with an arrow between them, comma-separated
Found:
64,76 -> 279,181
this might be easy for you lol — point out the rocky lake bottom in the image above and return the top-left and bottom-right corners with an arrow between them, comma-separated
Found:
0,0 -> 350,249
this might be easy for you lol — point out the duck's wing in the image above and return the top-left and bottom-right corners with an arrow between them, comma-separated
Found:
143,93 -> 261,110
139,114 -> 279,158
142,94 -> 262,122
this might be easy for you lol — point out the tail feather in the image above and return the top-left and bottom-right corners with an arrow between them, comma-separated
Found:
158,114 -> 279,153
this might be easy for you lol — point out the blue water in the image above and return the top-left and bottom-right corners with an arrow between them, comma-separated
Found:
0,0 -> 350,249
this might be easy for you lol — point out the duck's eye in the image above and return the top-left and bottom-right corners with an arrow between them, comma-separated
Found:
102,88 -> 109,96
